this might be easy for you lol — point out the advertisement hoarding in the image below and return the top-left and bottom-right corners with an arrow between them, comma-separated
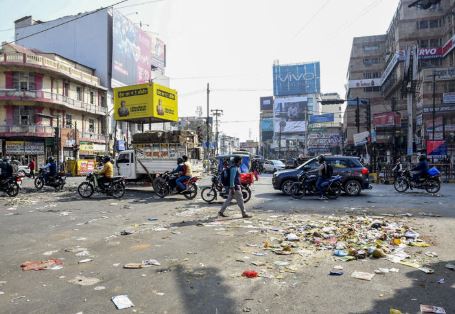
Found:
5,141 -> 44,154
260,96 -> 274,111
309,113 -> 335,124
114,83 -> 178,122
427,140 -> 447,157
273,96 -> 307,133
373,112 -> 401,128
112,11 -> 166,86
353,131 -> 369,146
260,118 -> 273,132
273,62 -> 320,96
418,47 -> 443,60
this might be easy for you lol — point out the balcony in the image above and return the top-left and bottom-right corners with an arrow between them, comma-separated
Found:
0,124 -> 54,137
0,89 -> 107,116
80,132 -> 107,143
1,52 -> 101,87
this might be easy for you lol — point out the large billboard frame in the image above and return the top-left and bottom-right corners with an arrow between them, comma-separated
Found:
273,62 -> 321,97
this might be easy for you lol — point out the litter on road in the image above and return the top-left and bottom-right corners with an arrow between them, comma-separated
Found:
351,271 -> 375,281
112,295 -> 134,310
20,259 -> 63,271
420,305 -> 446,314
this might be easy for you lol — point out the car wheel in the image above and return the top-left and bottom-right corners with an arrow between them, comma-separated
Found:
281,179 -> 294,195
344,180 -> 361,196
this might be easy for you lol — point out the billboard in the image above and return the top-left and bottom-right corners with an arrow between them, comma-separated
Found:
373,112 -> 401,128
427,140 -> 447,157
348,78 -> 381,89
273,62 -> 320,96
114,83 -> 178,122
418,47 -> 443,60
112,11 -> 166,86
309,113 -> 334,124
353,131 -> 369,146
260,118 -> 273,132
260,96 -> 274,111
273,96 -> 307,133
443,92 -> 455,104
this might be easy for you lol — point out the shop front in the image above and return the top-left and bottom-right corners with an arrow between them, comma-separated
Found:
4,140 -> 46,166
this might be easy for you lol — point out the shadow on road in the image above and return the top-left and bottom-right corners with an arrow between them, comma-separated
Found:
172,264 -> 237,314
361,260 -> 455,314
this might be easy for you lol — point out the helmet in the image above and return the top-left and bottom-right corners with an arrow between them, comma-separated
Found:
419,154 -> 427,161
48,156 -> 54,163
177,157 -> 183,164
233,156 -> 242,164
317,155 -> 325,163
182,155 -> 188,162
103,156 -> 111,163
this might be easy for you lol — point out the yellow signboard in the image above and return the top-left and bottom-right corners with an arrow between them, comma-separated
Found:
113,83 -> 178,122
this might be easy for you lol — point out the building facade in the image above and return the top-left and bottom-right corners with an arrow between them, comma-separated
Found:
345,0 -> 455,164
0,43 -> 107,165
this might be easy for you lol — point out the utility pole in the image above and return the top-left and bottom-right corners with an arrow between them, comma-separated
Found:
206,83 -> 210,158
211,109 -> 223,156
356,97 -> 360,133
432,73 -> 436,142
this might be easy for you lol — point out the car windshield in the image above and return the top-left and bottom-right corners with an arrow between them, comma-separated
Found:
297,158 -> 316,169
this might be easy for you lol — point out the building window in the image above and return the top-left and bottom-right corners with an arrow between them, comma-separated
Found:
20,115 -> 30,126
446,81 -> 455,92
429,19 -> 441,28
420,58 -> 442,67
13,72 -> 36,91
65,114 -> 72,128
418,20 -> 429,29
76,87 -> 82,101
363,44 -> 379,52
88,119 -> 95,133
429,38 -> 442,47
63,82 -> 69,97
363,72 -> 381,79
364,86 -> 381,92
90,91 -> 94,104
363,58 -> 380,66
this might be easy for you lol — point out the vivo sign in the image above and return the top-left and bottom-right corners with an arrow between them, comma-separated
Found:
273,62 -> 320,96
418,47 -> 442,60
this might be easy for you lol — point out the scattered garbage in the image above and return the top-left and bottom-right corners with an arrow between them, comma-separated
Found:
445,263 -> 455,271
285,233 -> 299,241
437,278 -> 445,284
78,259 -> 93,264
351,271 -> 375,281
69,276 -> 100,286
123,263 -> 143,269
147,217 -> 159,222
142,259 -> 161,266
94,286 -> 106,291
112,295 -> 134,310
420,305 -> 446,314
242,270 -> 258,278
390,309 -> 403,314
120,230 -> 134,236
42,250 -> 59,256
21,259 -> 63,271
329,270 -> 344,276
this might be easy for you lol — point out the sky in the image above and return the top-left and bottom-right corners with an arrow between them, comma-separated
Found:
0,0 -> 400,141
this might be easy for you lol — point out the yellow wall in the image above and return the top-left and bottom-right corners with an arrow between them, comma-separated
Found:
0,72 -> 5,89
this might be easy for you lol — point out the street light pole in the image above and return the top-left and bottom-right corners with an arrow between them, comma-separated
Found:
432,73 -> 436,142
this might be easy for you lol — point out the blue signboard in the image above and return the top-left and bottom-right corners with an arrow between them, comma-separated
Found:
260,118 -> 273,131
273,62 -> 320,96
116,140 -> 125,151
309,113 -> 335,124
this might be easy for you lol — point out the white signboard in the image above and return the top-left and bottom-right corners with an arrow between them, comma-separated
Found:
348,78 -> 381,88
353,131 -> 370,147
443,92 -> 455,104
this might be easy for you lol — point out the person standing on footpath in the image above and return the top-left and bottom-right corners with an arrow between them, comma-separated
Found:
29,158 -> 36,179
218,156 -> 252,219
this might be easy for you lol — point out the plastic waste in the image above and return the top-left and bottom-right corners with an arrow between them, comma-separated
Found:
351,271 -> 375,281
112,295 -> 134,310
420,305 -> 446,314
445,263 -> 455,271
242,270 -> 258,278
333,250 -> 347,257
285,233 -> 299,241
390,309 -> 403,314
21,259 -> 63,271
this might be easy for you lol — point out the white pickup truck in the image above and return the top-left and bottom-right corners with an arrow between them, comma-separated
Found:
115,143 -> 203,181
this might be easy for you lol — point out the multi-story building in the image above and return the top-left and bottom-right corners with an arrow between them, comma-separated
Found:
345,0 -> 455,163
219,134 -> 240,155
13,9 -> 168,152
259,96 -> 273,158
0,43 -> 107,165
319,93 -> 345,127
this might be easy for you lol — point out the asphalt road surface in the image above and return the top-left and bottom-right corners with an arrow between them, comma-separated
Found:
0,174 -> 453,314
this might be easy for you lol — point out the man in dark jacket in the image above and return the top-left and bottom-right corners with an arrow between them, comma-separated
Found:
218,156 -> 252,218
412,155 -> 429,182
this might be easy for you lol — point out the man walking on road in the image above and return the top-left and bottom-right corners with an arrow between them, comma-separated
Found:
29,159 -> 36,179
218,156 -> 252,218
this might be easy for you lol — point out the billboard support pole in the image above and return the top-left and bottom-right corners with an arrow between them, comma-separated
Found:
304,108 -> 308,156
432,73 -> 436,162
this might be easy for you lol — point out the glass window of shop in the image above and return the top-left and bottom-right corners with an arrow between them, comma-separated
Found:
13,72 -> 35,91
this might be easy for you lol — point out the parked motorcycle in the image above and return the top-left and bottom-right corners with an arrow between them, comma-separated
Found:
200,174 -> 252,203
34,168 -> 66,191
77,173 -> 126,199
393,167 -> 441,194
0,175 -> 22,197
153,171 -> 199,199
291,173 -> 343,199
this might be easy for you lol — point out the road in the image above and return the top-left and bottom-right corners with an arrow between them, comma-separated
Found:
0,174 -> 453,314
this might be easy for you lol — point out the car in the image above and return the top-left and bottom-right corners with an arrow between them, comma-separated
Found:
263,160 -> 286,173
284,158 -> 297,169
272,155 -> 372,196
17,165 -> 31,176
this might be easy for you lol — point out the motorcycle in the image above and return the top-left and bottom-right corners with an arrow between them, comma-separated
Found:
291,173 -> 343,199
200,174 -> 252,203
153,171 -> 199,199
0,175 -> 22,197
393,167 -> 441,194
77,173 -> 126,199
34,168 -> 66,191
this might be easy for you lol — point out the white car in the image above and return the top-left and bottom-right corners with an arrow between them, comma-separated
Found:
263,160 -> 286,173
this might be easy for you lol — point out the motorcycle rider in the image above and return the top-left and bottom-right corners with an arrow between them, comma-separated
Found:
169,157 -> 184,190
96,156 -> 114,190
392,157 -> 403,180
43,156 -> 57,183
176,155 -> 192,191
412,154 -> 429,183
310,155 -> 331,200
0,157 -> 14,183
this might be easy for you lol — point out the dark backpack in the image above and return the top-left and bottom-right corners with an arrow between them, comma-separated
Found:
220,167 -> 231,186
322,163 -> 333,179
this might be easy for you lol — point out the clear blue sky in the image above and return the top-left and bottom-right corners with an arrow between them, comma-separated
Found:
0,0 -> 400,141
